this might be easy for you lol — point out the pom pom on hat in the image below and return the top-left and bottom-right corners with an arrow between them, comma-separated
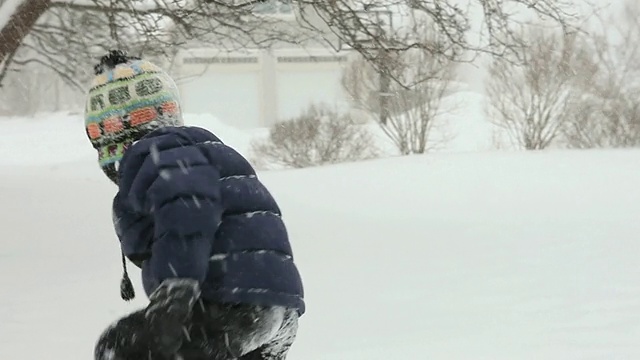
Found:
94,50 -> 141,75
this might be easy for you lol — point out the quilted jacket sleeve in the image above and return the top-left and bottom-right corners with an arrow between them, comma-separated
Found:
117,128 -> 223,286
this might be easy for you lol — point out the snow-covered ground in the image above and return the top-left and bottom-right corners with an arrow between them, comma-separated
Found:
1,112 -> 639,359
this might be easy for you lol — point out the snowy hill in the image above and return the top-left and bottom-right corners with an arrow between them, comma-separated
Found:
1,114 -> 639,359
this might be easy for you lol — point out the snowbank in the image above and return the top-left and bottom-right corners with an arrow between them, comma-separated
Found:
0,112 -> 92,166
1,141 -> 640,359
183,113 -> 256,157
0,103 -> 500,171
0,112 -> 256,169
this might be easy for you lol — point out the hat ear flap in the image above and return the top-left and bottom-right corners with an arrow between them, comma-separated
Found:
102,162 -> 119,185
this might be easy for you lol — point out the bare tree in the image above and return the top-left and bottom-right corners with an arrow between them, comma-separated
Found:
563,0 -> 640,148
0,0 -> 311,89
342,16 -> 456,155
485,27 -> 597,150
0,0 -> 586,90
0,65 -> 67,115
0,0 -> 50,69
297,0 -> 585,85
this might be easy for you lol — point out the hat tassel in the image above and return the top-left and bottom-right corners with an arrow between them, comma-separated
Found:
120,250 -> 135,301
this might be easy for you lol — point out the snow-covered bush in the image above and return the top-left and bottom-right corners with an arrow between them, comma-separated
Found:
251,103 -> 378,169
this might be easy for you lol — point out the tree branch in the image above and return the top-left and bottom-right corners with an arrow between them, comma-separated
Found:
0,0 -> 51,65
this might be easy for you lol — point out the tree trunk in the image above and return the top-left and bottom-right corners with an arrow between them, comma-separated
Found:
0,0 -> 51,65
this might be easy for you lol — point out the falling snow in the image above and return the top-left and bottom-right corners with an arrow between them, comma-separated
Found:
0,0 -> 26,31
2,113 -> 640,360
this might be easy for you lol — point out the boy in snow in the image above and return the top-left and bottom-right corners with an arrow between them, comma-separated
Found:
85,50 -> 304,360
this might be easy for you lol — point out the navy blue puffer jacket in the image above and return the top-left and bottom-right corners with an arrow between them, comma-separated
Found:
112,126 -> 305,315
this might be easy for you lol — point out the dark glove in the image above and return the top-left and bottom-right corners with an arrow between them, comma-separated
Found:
145,278 -> 201,357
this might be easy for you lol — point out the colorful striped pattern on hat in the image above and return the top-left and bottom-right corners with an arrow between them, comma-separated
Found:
84,58 -> 183,183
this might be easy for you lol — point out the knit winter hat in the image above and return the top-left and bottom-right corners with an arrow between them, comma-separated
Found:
85,50 -> 183,184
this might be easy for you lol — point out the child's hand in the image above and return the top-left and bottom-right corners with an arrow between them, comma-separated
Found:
145,278 -> 201,356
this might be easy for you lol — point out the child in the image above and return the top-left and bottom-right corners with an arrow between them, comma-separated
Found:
86,50 -> 305,360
